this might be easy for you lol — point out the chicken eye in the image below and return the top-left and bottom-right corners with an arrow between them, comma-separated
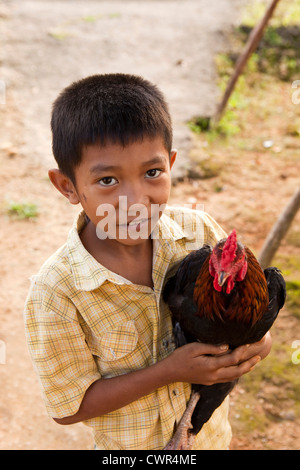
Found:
145,169 -> 162,178
99,176 -> 118,186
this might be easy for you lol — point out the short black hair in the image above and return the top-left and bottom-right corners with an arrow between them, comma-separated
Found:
51,73 -> 173,184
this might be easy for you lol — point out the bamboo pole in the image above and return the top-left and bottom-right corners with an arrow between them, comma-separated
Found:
212,0 -> 281,125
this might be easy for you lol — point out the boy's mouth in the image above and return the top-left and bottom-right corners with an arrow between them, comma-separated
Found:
118,218 -> 149,228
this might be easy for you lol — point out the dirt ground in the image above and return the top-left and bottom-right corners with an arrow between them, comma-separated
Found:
0,0 -> 299,450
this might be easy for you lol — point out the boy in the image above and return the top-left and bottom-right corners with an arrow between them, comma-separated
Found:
24,74 -> 271,450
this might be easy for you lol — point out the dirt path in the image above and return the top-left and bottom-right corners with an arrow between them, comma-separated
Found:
0,0 -> 269,450
1,0 -> 246,176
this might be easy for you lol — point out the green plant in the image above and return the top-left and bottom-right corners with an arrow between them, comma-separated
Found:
6,200 -> 39,220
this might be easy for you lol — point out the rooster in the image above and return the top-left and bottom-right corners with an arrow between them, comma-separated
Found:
163,229 -> 286,450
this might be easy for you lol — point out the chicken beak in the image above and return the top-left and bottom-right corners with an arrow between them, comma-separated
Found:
218,271 -> 228,287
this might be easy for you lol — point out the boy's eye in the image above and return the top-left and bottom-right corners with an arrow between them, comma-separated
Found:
145,169 -> 162,179
98,176 -> 118,186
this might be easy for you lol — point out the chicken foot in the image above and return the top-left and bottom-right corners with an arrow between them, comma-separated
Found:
164,391 -> 201,450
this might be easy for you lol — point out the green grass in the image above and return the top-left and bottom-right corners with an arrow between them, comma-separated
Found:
285,280 -> 300,319
82,15 -> 102,23
81,12 -> 121,22
242,342 -> 300,400
6,200 -> 39,220
188,0 -> 300,141
187,52 -> 256,139
48,30 -> 72,41
233,396 -> 270,433
240,0 -> 300,28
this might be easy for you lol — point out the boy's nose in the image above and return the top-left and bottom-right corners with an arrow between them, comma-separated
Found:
121,183 -> 150,208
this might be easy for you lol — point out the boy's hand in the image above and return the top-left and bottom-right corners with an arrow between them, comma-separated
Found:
166,332 -> 271,386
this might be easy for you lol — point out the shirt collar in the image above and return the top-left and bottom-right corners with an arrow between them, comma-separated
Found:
66,211 -> 112,291
67,208 -> 192,292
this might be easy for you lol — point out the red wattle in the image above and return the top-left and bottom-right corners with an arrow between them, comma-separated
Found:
213,274 -> 222,292
226,276 -> 234,294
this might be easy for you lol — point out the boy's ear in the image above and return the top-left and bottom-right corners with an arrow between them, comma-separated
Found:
170,149 -> 177,169
48,169 -> 80,205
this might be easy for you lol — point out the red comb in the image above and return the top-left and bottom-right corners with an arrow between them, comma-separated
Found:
221,229 -> 237,270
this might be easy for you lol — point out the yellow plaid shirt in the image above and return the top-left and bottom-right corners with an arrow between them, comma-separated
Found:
24,206 -> 232,450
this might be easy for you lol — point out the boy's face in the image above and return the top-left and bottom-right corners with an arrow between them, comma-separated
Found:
63,137 -> 176,246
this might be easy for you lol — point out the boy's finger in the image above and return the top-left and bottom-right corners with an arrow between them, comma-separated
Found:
191,342 -> 229,357
209,346 -> 255,369
216,355 -> 261,382
232,341 -> 265,363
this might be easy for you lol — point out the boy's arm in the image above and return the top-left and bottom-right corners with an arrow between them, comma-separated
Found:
54,335 -> 269,425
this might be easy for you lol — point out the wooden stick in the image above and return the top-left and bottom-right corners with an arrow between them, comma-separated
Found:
212,0 -> 281,125
259,186 -> 300,269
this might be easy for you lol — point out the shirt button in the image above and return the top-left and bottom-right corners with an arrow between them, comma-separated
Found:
162,339 -> 169,349
172,389 -> 178,397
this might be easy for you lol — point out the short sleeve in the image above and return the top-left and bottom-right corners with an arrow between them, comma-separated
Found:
24,278 -> 101,419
